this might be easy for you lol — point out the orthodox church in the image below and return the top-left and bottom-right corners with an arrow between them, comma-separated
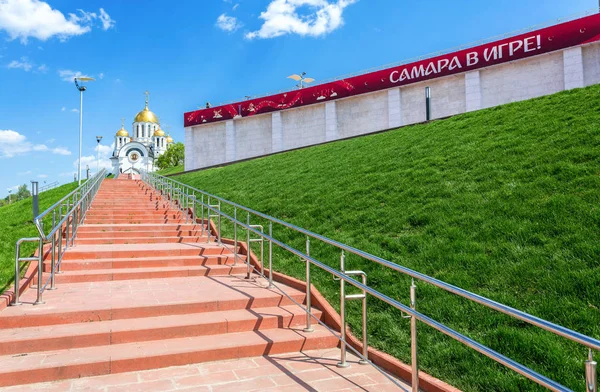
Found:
110,93 -> 174,174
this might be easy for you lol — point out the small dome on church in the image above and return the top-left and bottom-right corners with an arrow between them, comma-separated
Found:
116,127 -> 129,137
153,128 -> 165,137
166,134 -> 173,144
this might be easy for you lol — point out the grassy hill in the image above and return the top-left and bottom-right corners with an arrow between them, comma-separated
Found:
0,182 -> 79,293
172,85 -> 600,391
156,165 -> 184,176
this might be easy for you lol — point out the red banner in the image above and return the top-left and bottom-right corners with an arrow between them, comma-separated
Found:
185,13 -> 600,127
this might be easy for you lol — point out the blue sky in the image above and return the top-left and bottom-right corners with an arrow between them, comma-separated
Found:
0,0 -> 593,197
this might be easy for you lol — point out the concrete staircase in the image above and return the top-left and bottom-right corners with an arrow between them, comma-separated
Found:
0,178 -> 338,387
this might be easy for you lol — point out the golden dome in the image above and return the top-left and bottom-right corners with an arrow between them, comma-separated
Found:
116,127 -> 129,137
153,128 -> 165,137
134,106 -> 160,124
166,134 -> 173,143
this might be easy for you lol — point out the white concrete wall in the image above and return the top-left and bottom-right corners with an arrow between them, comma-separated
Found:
583,42 -> 600,87
185,123 -> 226,170
481,52 -> 564,109
337,91 -> 388,138
184,44 -> 600,172
235,115 -> 273,160
564,47 -> 584,90
281,103 -> 326,150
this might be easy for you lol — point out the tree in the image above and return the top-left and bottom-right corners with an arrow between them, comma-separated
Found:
16,184 -> 30,201
157,142 -> 184,170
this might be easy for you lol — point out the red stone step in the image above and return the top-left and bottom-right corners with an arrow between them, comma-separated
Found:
0,277 -> 306,329
75,230 -> 205,239
60,243 -> 229,260
0,325 -> 337,387
74,236 -> 212,245
51,265 -> 248,283
0,306 -> 322,356
84,218 -> 188,224
77,223 -> 204,233
45,254 -> 240,271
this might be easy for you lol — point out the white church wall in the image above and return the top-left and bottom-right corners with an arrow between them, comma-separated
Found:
184,44 -> 599,172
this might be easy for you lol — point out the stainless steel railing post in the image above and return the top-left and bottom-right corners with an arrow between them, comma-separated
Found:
587,349 -> 597,392
34,239 -> 44,305
49,235 -> 56,291
337,250 -> 349,368
49,210 -> 57,290
268,222 -> 273,289
217,201 -> 222,245
359,276 -> 368,365
246,213 -> 251,280
12,242 -> 21,306
185,187 -> 189,224
57,220 -> 63,274
234,207 -> 238,266
411,279 -> 419,392
304,236 -> 314,333
201,194 -> 205,236
260,230 -> 264,277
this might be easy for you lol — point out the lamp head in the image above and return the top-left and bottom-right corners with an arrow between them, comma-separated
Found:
96,135 -> 103,143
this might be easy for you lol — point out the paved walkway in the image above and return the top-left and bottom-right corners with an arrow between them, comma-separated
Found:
2,348 -> 407,391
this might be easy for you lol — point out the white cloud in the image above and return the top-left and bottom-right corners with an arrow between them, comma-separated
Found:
71,108 -> 79,113
18,170 -> 32,175
7,57 -> 48,73
0,130 -> 26,144
32,144 -> 48,151
98,72 -> 104,79
0,0 -> 115,44
216,14 -> 242,32
233,3 -> 240,11
98,8 -> 115,31
61,107 -> 66,112
58,69 -> 91,82
7,185 -> 20,192
52,146 -> 71,156
74,143 -> 113,174
7,56 -> 33,71
0,130 -> 72,158
37,174 -> 48,179
245,0 -> 356,40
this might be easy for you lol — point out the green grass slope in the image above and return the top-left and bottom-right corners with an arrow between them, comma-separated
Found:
174,86 -> 600,391
0,181 -> 79,293
157,165 -> 184,176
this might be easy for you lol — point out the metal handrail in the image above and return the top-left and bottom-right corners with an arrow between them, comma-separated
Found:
12,169 -> 106,306
140,171 -> 598,392
34,169 -> 106,240
12,238 -> 42,306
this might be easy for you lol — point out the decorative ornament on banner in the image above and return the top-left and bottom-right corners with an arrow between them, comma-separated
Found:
184,13 -> 600,127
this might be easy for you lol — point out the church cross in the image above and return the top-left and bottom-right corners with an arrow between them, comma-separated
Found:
144,91 -> 150,107
121,117 -> 125,128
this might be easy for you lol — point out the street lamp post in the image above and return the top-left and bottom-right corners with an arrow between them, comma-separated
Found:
287,72 -> 315,89
74,77 -> 95,185
96,136 -> 103,175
